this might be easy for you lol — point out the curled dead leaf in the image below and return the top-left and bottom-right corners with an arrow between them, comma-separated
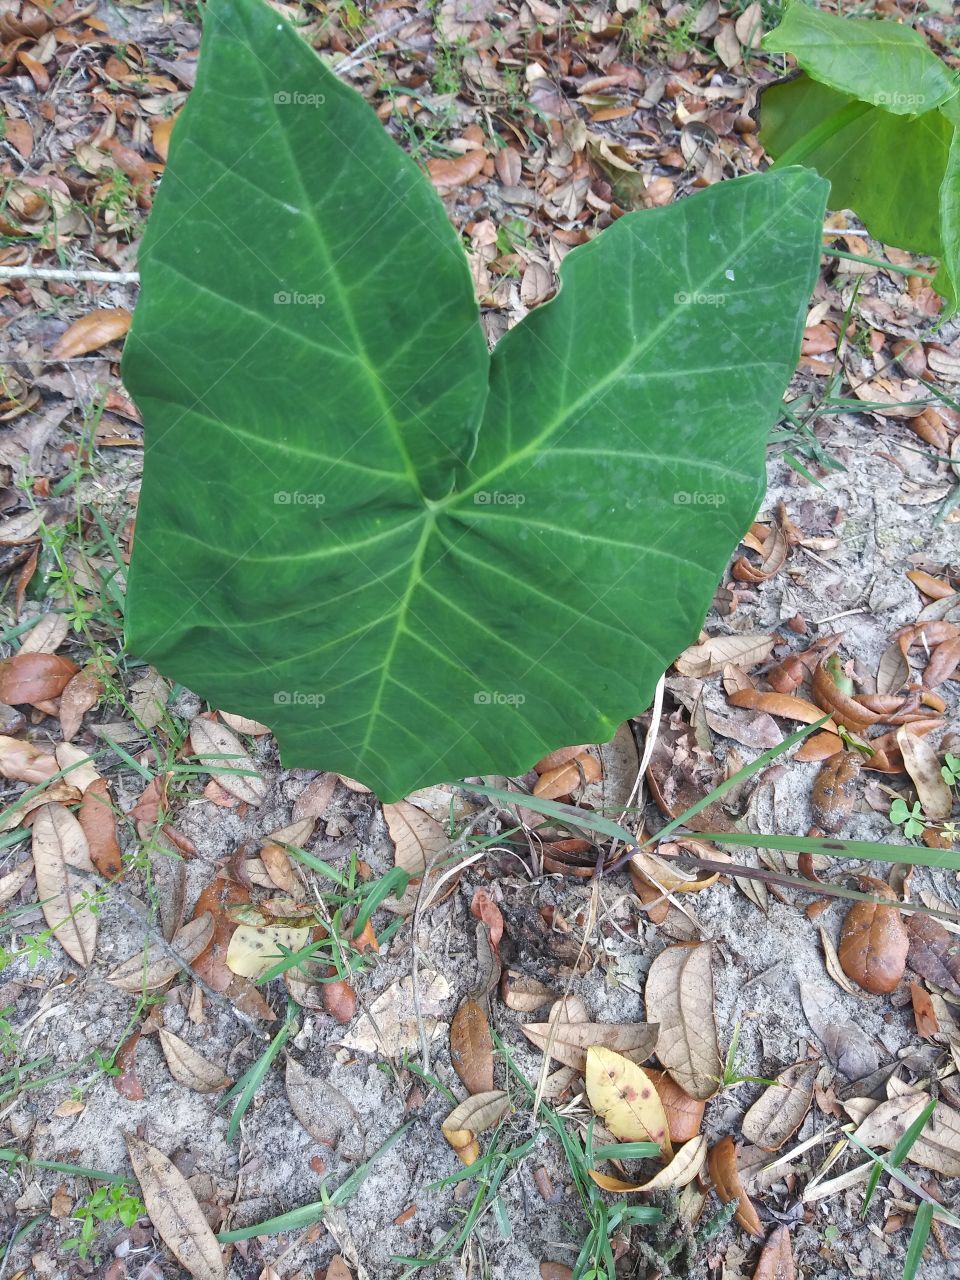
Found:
442,1089 -> 510,1165
500,970 -> 553,1013
588,1134 -> 706,1192
707,1135 -> 762,1236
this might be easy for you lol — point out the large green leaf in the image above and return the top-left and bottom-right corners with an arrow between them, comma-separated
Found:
759,75 -> 953,254
760,4 -> 960,305
124,0 -> 827,800
762,3 -> 958,115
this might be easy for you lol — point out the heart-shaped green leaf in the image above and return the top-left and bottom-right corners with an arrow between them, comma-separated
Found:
762,3 -> 959,115
124,0 -> 827,800
760,6 -> 960,304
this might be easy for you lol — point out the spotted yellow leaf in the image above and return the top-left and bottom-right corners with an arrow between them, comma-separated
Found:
586,1045 -> 672,1158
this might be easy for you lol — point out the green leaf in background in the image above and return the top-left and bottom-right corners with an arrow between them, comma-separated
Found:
762,3 -> 958,114
760,76 -> 953,253
124,0 -> 827,801
760,4 -> 960,305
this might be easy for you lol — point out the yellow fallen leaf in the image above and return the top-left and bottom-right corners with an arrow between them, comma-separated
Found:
585,1046 -> 672,1158
225,922 -> 311,978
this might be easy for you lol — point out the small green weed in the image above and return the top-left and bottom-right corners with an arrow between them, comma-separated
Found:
62,1183 -> 145,1260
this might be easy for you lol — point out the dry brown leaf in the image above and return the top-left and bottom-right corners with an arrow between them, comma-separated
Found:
876,641 -> 910,696
810,753 -> 861,833
58,667 -> 102,741
129,668 -> 170,730
819,925 -> 859,997
450,997 -> 494,1094
909,981 -> 939,1039
51,308 -> 132,360
752,1226 -> 795,1280
521,1018 -> 658,1072
189,716 -> 264,805
838,895 -> 908,995
124,1133 -> 225,1280
219,710 -> 270,736
708,1135 -> 763,1236
500,971 -> 553,1012
427,149 -> 486,189
0,857 -> 34,907
674,633 -> 774,678
906,913 -> 960,996
727,688 -> 837,730
158,1029 -> 232,1092
55,742 -> 100,793
0,735 -> 58,784
588,1134 -> 706,1193
341,970 -> 449,1055
19,613 -> 70,655
854,1092 -> 960,1176
896,728 -> 952,820
107,913 -> 215,991
635,1134 -> 707,1191
741,1060 -> 818,1152
78,778 -> 123,879
285,1056 -> 358,1145
644,1068 -> 705,1143
0,651 -> 78,705
799,983 -> 878,1079
32,802 -> 97,967
442,1089 -> 510,1165
644,943 -> 720,1100
534,750 -> 601,799
382,799 -> 456,914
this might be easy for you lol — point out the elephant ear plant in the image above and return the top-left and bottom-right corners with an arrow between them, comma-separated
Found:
123,0 -> 827,800
760,2 -> 960,305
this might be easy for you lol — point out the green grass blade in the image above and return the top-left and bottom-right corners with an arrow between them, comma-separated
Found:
696,831 -> 960,872
217,1120 -> 412,1241
903,1201 -> 933,1280
862,1096 -> 937,1215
